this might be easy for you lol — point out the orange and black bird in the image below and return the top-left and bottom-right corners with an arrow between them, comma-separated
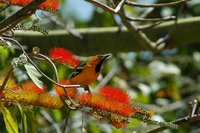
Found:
55,54 -> 111,97
69,54 -> 111,85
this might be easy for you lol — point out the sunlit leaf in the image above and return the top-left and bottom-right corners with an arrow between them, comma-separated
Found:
24,63 -> 43,89
1,107 -> 19,133
0,46 -> 9,69
13,67 -> 29,82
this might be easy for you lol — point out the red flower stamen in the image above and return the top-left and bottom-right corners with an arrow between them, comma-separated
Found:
49,47 -> 80,68
99,86 -> 131,104
77,93 -> 135,117
0,0 -> 59,12
76,86 -> 137,127
21,81 -> 46,94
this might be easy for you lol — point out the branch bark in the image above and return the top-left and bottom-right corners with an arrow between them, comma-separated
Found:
0,0 -> 45,34
14,17 -> 200,55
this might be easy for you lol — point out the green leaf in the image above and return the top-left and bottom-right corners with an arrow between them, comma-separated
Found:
17,105 -> 27,133
0,46 -> 9,69
1,107 -> 19,133
24,63 -> 43,89
21,107 -> 38,133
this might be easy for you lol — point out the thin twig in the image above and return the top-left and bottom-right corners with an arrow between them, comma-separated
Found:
125,0 -> 191,8
148,100 -> 200,133
189,100 -> 198,117
147,114 -> 200,133
126,16 -> 176,22
137,21 -> 163,30
2,29 -> 15,38
85,0 -> 126,14
155,0 -> 186,49
117,6 -> 156,50
29,53 -> 59,82
0,67 -> 14,93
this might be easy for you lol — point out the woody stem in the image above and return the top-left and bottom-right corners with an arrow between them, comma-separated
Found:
0,67 -> 14,93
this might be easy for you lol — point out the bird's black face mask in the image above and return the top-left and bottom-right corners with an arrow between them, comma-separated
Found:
95,54 -> 111,73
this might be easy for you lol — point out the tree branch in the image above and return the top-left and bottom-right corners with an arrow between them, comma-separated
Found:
147,114 -> 200,133
0,0 -> 45,34
125,0 -> 191,8
14,17 -> 200,55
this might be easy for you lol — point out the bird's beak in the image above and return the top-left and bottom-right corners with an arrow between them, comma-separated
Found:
100,53 -> 112,61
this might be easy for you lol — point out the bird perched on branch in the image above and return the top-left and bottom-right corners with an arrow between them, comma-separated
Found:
55,54 -> 111,97
69,54 -> 111,85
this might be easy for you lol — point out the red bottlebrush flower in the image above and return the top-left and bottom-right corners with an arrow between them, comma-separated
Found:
55,80 -> 77,99
21,81 -> 46,94
39,0 -> 59,12
99,86 -> 131,104
0,0 -> 59,12
77,93 -> 135,117
5,88 -> 64,109
76,87 -> 137,128
49,47 -> 80,68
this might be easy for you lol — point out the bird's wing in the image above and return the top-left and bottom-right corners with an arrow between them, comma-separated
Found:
69,64 -> 85,79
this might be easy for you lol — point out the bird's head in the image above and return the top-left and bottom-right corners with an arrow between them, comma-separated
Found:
87,54 -> 112,73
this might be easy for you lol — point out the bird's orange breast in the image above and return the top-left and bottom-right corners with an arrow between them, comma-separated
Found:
69,66 -> 100,85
